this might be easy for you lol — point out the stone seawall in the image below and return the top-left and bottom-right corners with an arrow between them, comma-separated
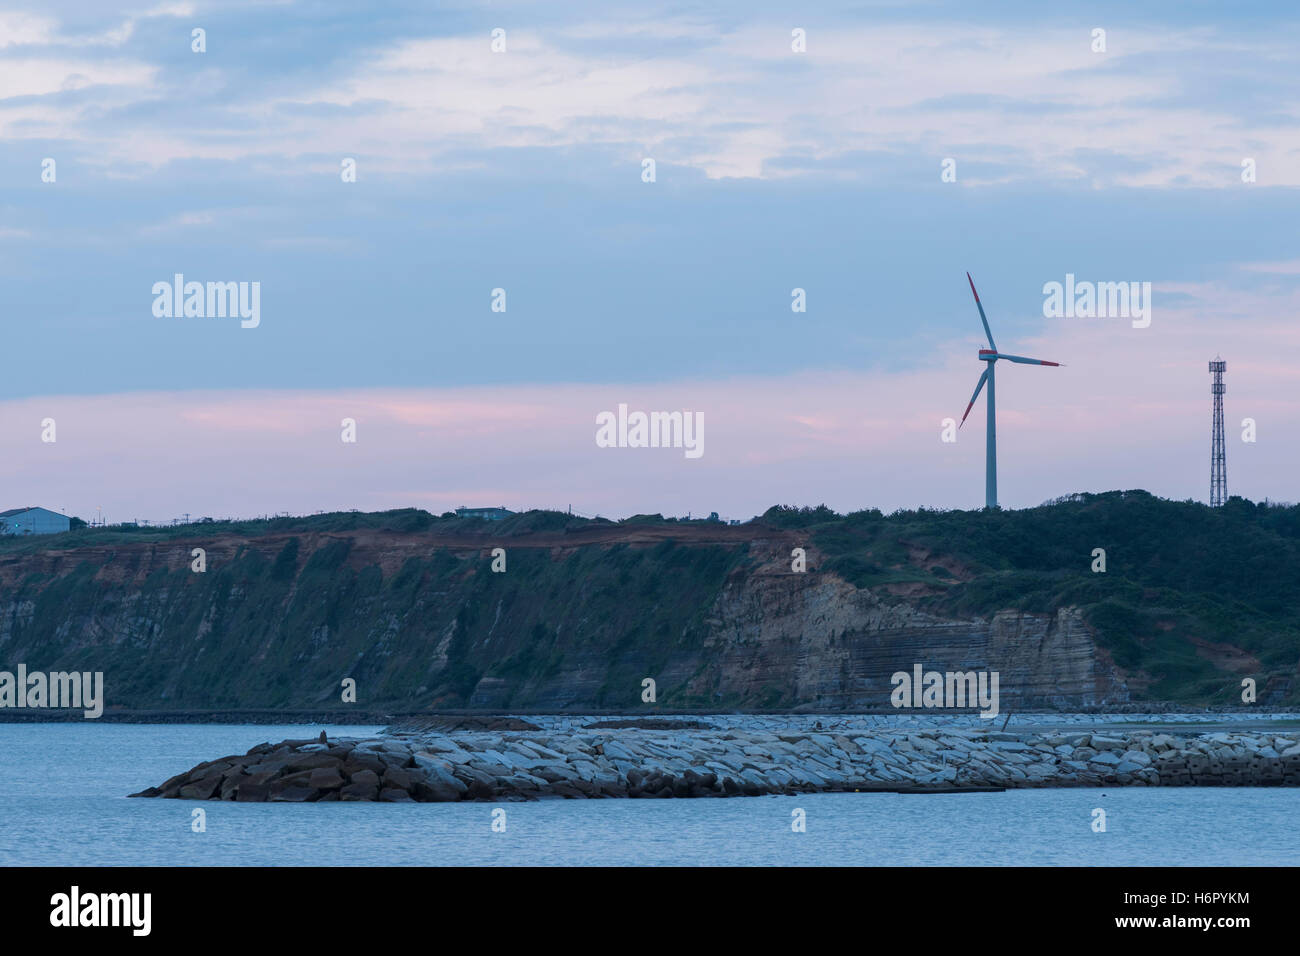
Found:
130,726 -> 1300,801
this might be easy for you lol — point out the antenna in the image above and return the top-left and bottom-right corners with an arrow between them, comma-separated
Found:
1209,358 -> 1227,507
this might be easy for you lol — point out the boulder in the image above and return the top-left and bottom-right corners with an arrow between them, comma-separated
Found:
381,768 -> 416,792
220,774 -> 246,800
179,773 -> 223,800
284,753 -> 342,774
274,770 -> 318,790
412,755 -> 470,792
413,780 -> 462,802
339,781 -> 379,801
307,768 -> 346,790
342,752 -> 386,776
243,767 -> 286,788
377,750 -> 415,770
348,769 -> 380,788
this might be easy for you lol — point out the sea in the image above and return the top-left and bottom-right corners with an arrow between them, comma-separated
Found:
1,722 -> 1296,866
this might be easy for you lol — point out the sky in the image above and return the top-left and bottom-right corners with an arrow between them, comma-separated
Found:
2,0 -> 1298,522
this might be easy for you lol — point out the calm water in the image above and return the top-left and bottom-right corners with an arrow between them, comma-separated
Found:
1,724 -> 1296,866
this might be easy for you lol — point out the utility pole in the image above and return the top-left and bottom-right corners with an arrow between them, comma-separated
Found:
1209,358 -> 1227,507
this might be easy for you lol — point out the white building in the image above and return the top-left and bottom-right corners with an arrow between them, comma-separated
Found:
0,507 -> 72,535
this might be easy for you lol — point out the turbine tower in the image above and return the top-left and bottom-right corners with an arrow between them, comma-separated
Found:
959,273 -> 1063,509
1209,357 -> 1227,507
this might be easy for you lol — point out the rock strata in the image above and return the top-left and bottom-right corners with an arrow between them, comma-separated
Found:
130,727 -> 1300,802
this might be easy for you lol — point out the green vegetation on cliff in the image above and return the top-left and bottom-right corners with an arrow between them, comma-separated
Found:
785,491 -> 1300,704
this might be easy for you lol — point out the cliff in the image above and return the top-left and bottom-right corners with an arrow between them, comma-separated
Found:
1,491 -> 1296,712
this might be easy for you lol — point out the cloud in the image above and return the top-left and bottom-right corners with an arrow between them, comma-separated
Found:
0,56 -> 154,99
0,12 -> 57,48
2,9 -> 1298,186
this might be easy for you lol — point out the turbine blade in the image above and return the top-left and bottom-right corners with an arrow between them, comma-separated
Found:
967,272 -> 997,351
959,368 -> 989,427
996,353 -> 1062,366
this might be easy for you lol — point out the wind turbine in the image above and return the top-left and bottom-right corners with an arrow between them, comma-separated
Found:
959,273 -> 1062,509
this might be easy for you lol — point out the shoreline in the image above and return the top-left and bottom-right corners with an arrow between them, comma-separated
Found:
3,707 -> 1297,727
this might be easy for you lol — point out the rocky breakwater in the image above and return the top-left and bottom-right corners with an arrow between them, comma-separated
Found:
130,728 -> 1300,802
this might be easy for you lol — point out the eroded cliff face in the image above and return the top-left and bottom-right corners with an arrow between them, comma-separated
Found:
687,563 -> 1128,710
0,527 -> 1128,712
